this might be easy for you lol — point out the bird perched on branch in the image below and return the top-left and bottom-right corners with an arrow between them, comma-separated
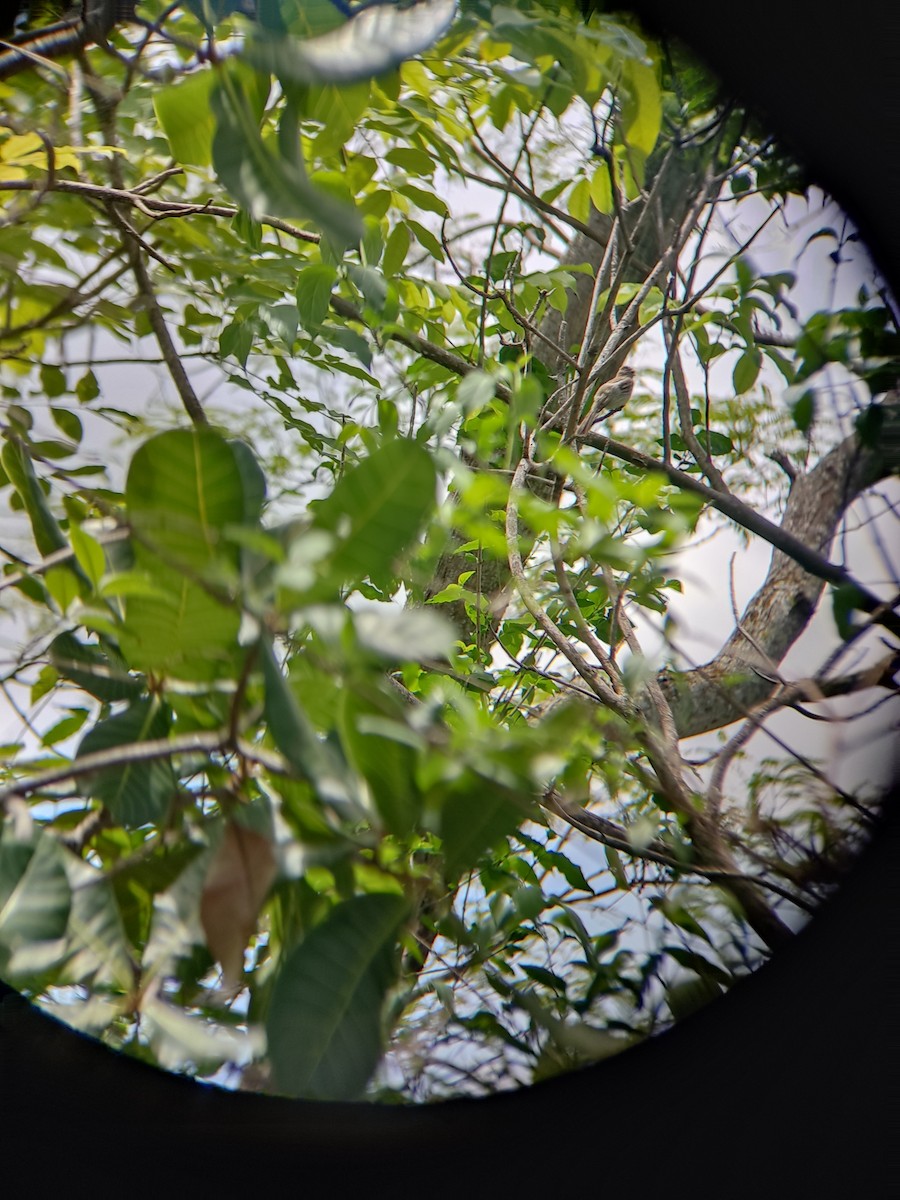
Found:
579,364 -> 634,433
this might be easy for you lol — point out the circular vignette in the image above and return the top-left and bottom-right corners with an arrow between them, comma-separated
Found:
0,1 -> 896,1188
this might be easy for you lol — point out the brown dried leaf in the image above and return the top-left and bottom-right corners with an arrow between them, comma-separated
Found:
200,821 -> 277,988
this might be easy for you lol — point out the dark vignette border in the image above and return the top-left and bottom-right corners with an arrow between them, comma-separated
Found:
0,3 -> 897,1193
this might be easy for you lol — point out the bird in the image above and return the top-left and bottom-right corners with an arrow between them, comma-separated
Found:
578,364 -> 634,432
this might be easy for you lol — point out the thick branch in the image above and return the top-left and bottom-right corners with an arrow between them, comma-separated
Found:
642,403 -> 900,735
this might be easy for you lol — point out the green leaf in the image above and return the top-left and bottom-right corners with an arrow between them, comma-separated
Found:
67,519 -> 106,587
568,177 -> 590,223
395,183 -> 448,216
521,963 -> 568,993
211,63 -> 362,249
1,435 -> 67,557
41,367 -> 67,399
0,833 -> 71,975
296,263 -> 338,329
348,264 -> 388,312
75,699 -> 176,828
266,893 -> 408,1100
75,370 -> 100,403
311,438 -> 436,587
698,429 -> 734,456
49,632 -> 142,703
50,407 -> 82,441
381,223 -> 410,277
589,162 -> 613,214
540,848 -> 591,892
732,348 -> 762,394
119,429 -> 256,678
456,370 -> 497,414
405,218 -> 443,261
340,692 -> 421,835
439,775 -> 528,883
154,69 -> 217,167
832,582 -> 866,641
791,389 -> 816,433
260,634 -> 366,818
622,58 -> 662,160
41,709 -> 89,746
384,146 -> 434,175
127,428 -> 254,565
60,852 -> 133,988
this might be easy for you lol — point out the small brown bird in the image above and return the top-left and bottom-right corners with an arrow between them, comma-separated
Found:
579,364 -> 635,432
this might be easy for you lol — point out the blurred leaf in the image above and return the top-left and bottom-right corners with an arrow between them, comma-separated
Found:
311,438 -> 436,587
1,435 -> 67,557
261,633 -> 366,819
296,263 -> 338,330
439,774 -> 529,883
832,582 -> 866,641
351,603 -> 455,662
245,0 -> 457,84
791,389 -> 816,433
154,70 -> 217,167
0,833 -> 71,976
75,699 -> 176,828
340,692 -> 421,835
732,348 -> 762,394
211,63 -> 362,248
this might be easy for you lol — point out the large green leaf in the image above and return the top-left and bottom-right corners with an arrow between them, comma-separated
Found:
311,438 -> 436,587
153,69 -> 218,168
266,892 -> 407,1099
75,699 -> 176,828
58,853 -> 133,989
118,429 -> 258,679
126,428 -> 255,565
296,263 -> 338,330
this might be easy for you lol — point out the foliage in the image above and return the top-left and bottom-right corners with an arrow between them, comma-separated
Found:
0,0 -> 896,1101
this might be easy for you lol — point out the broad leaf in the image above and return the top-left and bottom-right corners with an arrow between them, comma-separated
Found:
266,892 -> 408,1100
311,438 -> 436,587
439,774 -> 531,883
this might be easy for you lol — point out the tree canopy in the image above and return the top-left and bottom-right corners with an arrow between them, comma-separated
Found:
0,0 -> 897,1101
